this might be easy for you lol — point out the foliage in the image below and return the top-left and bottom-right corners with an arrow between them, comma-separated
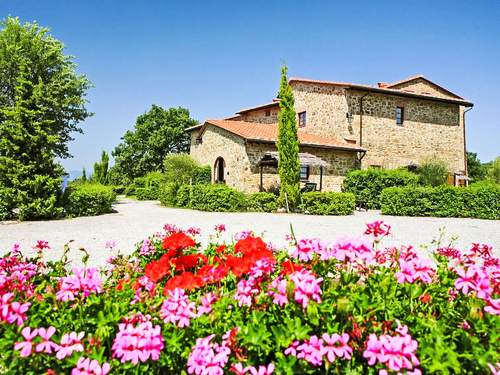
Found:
112,105 -> 198,181
81,168 -> 87,182
342,169 -> 419,209
187,184 -> 246,212
175,185 -> 193,208
0,17 -> 92,220
163,154 -> 211,186
276,65 -> 300,210
63,182 -> 116,217
0,187 -> 15,220
158,182 -> 180,207
488,157 -> 500,184
467,152 -> 487,182
300,191 -> 356,215
417,159 -> 449,187
0,222 -> 498,374
91,151 -> 109,184
246,192 -> 278,213
380,184 -> 500,219
128,172 -> 168,200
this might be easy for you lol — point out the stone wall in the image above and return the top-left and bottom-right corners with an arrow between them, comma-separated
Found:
238,107 -> 279,124
190,126 -> 358,193
289,81 -> 466,173
388,78 -> 459,99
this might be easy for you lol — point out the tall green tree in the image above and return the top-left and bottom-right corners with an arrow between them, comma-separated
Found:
112,105 -> 197,181
0,17 -> 91,219
276,65 -> 300,209
466,152 -> 486,181
92,151 -> 109,184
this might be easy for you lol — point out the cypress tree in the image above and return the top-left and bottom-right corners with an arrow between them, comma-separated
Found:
276,65 -> 300,209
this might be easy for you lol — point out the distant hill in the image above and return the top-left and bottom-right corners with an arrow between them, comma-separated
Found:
67,170 -> 83,181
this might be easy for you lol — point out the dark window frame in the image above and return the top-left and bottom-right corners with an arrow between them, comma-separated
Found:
298,111 -> 307,127
300,165 -> 310,180
396,106 -> 404,125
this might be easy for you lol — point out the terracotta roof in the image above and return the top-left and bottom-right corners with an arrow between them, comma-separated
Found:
236,101 -> 280,114
289,77 -> 473,107
196,119 -> 365,152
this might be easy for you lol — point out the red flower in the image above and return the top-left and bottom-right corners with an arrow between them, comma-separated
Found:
145,259 -> 169,282
163,272 -> 202,293
234,236 -> 268,255
281,260 -> 305,276
197,264 -> 229,284
216,244 -> 226,254
418,293 -> 432,304
171,254 -> 201,272
162,232 -> 196,252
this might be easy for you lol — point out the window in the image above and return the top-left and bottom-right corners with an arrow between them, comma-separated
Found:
214,157 -> 225,183
265,109 -> 271,117
298,111 -> 306,127
300,165 -> 310,180
395,106 -> 404,125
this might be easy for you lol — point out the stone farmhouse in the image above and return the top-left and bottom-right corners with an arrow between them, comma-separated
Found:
187,75 -> 473,193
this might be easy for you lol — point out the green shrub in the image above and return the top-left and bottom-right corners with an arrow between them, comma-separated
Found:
124,185 -> 136,196
380,184 -> 500,219
246,192 -> 278,212
342,169 -> 419,209
175,185 -> 192,207
63,183 -> 116,217
417,159 -> 449,186
158,182 -> 180,207
17,175 -> 64,221
0,187 -> 15,220
135,187 -> 159,200
489,157 -> 500,183
111,185 -> 126,195
131,172 -> 168,200
164,154 -> 211,185
300,191 -> 356,215
192,165 -> 211,184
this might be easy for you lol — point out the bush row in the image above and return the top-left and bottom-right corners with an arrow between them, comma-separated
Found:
380,184 -> 500,220
159,184 -> 355,215
343,168 -> 419,209
63,183 -> 117,217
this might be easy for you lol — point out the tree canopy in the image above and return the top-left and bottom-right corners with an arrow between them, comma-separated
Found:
0,17 -> 91,219
467,152 -> 487,182
112,105 -> 197,182
276,65 -> 300,210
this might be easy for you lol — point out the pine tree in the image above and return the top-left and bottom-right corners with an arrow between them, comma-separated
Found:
276,65 -> 300,210
92,151 -> 109,184
82,168 -> 87,182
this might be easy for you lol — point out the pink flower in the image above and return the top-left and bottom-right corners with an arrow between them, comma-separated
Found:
56,267 -> 103,302
160,288 -> 196,327
249,258 -> 275,280
331,237 -> 374,263
396,257 -> 435,284
290,269 -> 323,309
267,276 -> 289,307
112,315 -> 164,364
71,357 -> 110,375
365,221 -> 391,238
485,298 -> 500,316
488,362 -> 500,375
284,340 -> 300,356
234,278 -> 259,307
454,266 -> 479,294
186,227 -> 201,236
105,240 -> 116,250
139,239 -> 156,256
234,230 -> 253,241
214,224 -> 226,232
34,240 -> 50,250
0,293 -> 30,326
187,333 -> 231,375
321,333 -> 352,362
14,327 -> 38,357
36,326 -> 58,354
247,363 -> 275,375
56,331 -> 85,359
296,335 -> 324,366
291,238 -> 324,262
196,292 -> 218,317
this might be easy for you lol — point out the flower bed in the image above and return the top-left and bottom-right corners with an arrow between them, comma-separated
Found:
0,222 -> 499,374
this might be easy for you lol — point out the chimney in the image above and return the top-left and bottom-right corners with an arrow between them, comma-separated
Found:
377,82 -> 389,88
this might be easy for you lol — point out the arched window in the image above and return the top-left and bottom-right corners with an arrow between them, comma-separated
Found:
214,157 -> 225,183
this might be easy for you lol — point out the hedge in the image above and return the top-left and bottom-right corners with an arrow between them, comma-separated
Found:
158,182 -> 179,207
63,183 -> 116,217
189,184 -> 246,212
300,191 -> 356,215
343,169 -> 419,209
0,187 -> 15,220
380,184 -> 500,219
246,192 -> 278,212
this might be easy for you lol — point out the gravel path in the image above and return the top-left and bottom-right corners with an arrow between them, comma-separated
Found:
1,197 -> 499,266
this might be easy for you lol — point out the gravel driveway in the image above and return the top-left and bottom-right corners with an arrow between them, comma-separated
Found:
1,198 -> 499,266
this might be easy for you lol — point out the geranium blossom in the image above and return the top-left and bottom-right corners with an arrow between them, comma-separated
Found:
14,327 -> 38,357
162,232 -> 196,253
267,276 -> 289,306
0,292 -> 30,326
187,333 -> 231,375
56,331 -> 85,359
56,267 -> 103,302
36,326 -> 58,354
234,278 -> 259,307
396,257 -> 435,284
196,292 -> 218,317
289,269 -> 323,309
71,357 -> 110,375
364,220 -> 391,238
321,333 -> 352,362
139,239 -> 156,256
112,315 -> 164,364
160,288 -> 196,327
291,238 -> 324,262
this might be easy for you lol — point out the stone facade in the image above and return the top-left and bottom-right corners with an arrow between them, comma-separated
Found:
189,76 -> 470,193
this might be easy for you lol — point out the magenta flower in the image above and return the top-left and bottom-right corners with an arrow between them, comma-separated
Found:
396,257 -> 435,284
214,224 -> 226,232
186,226 -> 201,236
296,335 -> 325,366
267,276 -> 289,307
112,315 -> 164,364
139,239 -> 156,256
454,266 -> 479,294
321,333 -> 352,362
56,331 -> 85,359
56,267 -> 103,302
284,340 -> 300,356
291,238 -> 324,262
160,288 -> 196,327
249,258 -> 275,280
36,326 -> 58,354
187,333 -> 231,375
234,230 -> 253,241
104,240 -> 116,250
289,269 -> 323,309
196,292 -> 218,317
14,327 -> 38,357
485,298 -> 500,316
34,240 -> 50,250
247,363 -> 275,375
364,220 -> 391,238
71,357 -> 110,375
234,278 -> 259,307
0,293 -> 30,326
331,237 -> 374,263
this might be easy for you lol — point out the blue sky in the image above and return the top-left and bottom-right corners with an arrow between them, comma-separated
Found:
2,0 -> 499,172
